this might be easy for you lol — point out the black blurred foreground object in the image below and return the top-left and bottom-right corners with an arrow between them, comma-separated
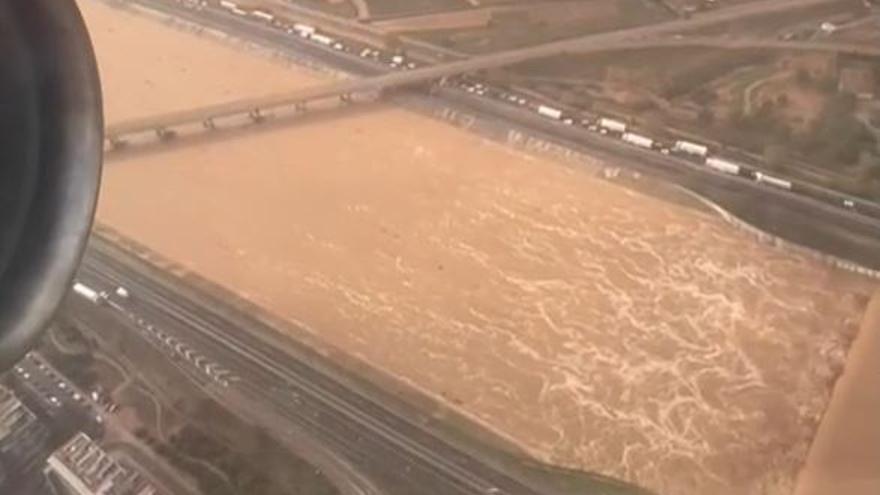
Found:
0,1 -> 102,369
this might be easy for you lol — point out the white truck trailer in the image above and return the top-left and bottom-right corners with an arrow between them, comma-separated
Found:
537,105 -> 563,120
251,9 -> 274,22
292,23 -> 316,37
621,132 -> 654,149
673,140 -> 709,157
73,282 -> 104,305
598,117 -> 627,134
310,33 -> 334,46
756,172 -> 792,190
705,157 -> 742,175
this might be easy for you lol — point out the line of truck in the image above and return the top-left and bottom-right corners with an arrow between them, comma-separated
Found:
446,75 -> 807,196
201,0 -> 420,69
171,0 -> 869,216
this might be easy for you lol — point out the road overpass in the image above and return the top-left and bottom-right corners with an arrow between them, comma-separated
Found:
105,34 -> 878,146
637,36 -> 880,57
261,0 -> 846,62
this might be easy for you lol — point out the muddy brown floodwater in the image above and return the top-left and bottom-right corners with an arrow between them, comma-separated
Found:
82,1 -> 877,494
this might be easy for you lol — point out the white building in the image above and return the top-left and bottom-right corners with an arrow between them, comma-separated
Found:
44,433 -> 164,495
0,385 -> 50,487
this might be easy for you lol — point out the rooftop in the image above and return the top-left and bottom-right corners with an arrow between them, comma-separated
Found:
0,384 -> 38,441
46,433 -> 164,495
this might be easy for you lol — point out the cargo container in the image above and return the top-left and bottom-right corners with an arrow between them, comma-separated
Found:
673,140 -> 709,157
73,282 -> 104,305
311,34 -> 334,46
598,118 -> 626,134
537,105 -> 563,120
756,172 -> 792,190
621,132 -> 654,149
251,10 -> 273,22
705,157 -> 741,175
292,23 -> 316,36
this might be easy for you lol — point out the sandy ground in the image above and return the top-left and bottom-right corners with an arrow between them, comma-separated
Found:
83,1 -> 877,494
794,289 -> 880,495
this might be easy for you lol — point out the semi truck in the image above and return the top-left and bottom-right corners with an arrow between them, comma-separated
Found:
73,282 -> 105,305
756,172 -> 792,190
310,34 -> 334,46
705,157 -> 741,175
598,118 -> 626,134
292,23 -> 316,37
673,140 -> 709,157
251,9 -> 273,22
621,132 -> 654,149
536,105 -> 563,120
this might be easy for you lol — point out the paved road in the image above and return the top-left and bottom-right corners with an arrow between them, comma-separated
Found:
73,240 -> 629,495
106,0 -> 856,137
108,0 -> 880,270
632,35 -> 880,56
440,89 -> 880,268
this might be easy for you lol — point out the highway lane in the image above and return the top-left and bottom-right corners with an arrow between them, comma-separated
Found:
436,90 -> 880,269
72,241 -> 614,495
68,296 -> 385,495
111,0 -> 880,270
263,0 -> 847,61
108,0 -> 855,136
72,266 -> 461,495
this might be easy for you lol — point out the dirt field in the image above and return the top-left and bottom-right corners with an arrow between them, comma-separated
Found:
83,1 -> 877,494
415,0 -> 669,54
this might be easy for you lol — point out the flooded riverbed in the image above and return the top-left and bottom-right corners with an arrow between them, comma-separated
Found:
83,1 -> 876,494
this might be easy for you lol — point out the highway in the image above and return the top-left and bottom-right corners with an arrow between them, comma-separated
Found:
69,2 -> 880,492
106,0 -> 858,139
262,0 -> 846,62
104,34 -> 879,140
107,0 -> 880,270
628,35 -> 880,56
434,87 -> 880,265
71,239 -> 627,495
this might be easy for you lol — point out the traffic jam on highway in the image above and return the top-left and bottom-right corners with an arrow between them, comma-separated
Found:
71,282 -> 238,390
173,0 -> 870,217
